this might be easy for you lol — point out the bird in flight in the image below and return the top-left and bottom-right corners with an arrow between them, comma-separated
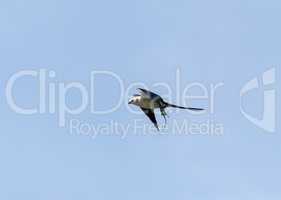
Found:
128,88 -> 204,130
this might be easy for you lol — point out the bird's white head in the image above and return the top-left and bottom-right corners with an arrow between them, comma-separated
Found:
128,95 -> 140,105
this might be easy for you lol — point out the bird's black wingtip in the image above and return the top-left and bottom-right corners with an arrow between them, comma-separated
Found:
154,124 -> 160,131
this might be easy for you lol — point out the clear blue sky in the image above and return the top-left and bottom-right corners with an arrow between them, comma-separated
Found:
0,0 -> 280,199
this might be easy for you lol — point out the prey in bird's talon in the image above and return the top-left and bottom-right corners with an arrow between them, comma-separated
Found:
128,88 -> 204,131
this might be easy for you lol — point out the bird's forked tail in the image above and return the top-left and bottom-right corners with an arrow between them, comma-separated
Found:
166,103 -> 204,111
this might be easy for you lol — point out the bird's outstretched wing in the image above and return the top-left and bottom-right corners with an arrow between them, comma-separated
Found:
138,88 -> 162,102
140,107 -> 159,131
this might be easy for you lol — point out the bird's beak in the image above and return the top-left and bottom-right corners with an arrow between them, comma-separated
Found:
128,100 -> 132,104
